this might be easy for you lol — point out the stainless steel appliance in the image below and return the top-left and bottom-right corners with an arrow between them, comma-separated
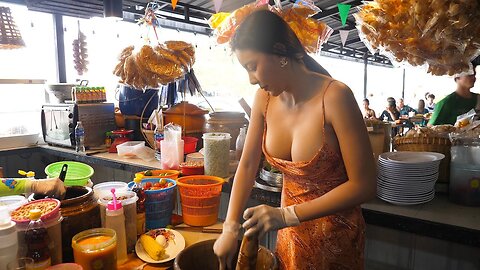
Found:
41,103 -> 115,148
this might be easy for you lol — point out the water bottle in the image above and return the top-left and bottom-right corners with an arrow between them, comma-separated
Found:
75,121 -> 86,153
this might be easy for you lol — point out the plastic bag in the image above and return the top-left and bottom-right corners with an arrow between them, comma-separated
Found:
455,109 -> 476,129
160,123 -> 184,169
354,0 -> 480,76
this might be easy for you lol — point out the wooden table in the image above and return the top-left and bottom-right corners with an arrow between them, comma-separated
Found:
119,223 -> 223,270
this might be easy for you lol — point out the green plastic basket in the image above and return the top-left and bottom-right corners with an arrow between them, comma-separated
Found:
45,161 -> 94,187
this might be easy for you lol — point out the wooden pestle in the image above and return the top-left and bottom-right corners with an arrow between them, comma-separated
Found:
235,234 -> 259,270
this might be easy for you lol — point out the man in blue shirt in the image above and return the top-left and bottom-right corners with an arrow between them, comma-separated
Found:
397,98 -> 415,117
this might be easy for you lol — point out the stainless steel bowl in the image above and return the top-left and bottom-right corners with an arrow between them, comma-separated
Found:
45,83 -> 76,103
259,168 -> 283,187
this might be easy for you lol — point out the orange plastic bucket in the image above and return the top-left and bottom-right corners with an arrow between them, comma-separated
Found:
176,175 -> 224,226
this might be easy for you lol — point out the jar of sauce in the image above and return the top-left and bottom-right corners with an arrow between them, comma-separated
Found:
72,228 -> 117,270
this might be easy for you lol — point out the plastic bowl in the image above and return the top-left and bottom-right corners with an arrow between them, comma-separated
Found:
45,161 -> 94,186
179,162 -> 204,176
93,181 -> 129,199
0,195 -> 28,213
136,169 -> 180,180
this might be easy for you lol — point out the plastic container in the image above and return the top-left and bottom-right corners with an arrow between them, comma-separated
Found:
449,162 -> 480,206
72,228 -> 117,270
45,161 -> 94,187
134,178 -> 177,229
0,195 -> 27,214
118,85 -> 158,117
98,191 -> 138,253
116,141 -> 145,158
25,209 -> 52,269
203,133 -> 231,178
0,207 -> 18,270
93,181 -> 129,200
183,136 -> 199,154
46,263 -> 83,270
176,175 -> 224,226
186,152 -> 204,163
105,190 -> 128,265
179,162 -> 205,176
136,169 -> 180,180
11,199 -> 63,265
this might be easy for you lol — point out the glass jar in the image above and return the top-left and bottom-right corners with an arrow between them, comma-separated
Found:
72,228 -> 117,270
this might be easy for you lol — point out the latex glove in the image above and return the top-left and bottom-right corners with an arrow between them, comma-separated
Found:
242,204 -> 300,238
213,221 -> 241,270
27,178 -> 66,199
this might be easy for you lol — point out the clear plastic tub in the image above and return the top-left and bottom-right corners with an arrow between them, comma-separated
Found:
203,133 -> 231,177
449,162 -> 480,206
116,141 -> 145,158
0,195 -> 27,213
93,181 -> 129,199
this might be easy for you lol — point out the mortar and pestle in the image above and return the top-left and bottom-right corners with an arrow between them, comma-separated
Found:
174,234 -> 278,270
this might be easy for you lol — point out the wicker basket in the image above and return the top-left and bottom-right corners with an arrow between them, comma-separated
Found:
0,7 -> 25,49
393,136 -> 451,185
141,129 -> 155,149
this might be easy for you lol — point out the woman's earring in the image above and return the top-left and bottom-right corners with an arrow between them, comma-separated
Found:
280,57 -> 288,68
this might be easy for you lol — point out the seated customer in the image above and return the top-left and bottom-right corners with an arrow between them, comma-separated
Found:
379,97 -> 400,122
362,98 -> 377,119
416,99 -> 429,114
428,69 -> 479,126
426,94 -> 436,111
397,98 -> 415,117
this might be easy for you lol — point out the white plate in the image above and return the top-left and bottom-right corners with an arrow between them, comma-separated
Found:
377,188 -> 434,199
380,152 -> 445,164
135,229 -> 186,263
378,160 -> 440,171
377,194 -> 434,205
377,173 -> 438,182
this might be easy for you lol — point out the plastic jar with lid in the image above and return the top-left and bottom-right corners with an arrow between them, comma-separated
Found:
72,228 -> 117,270
0,207 -> 18,270
203,132 -> 231,178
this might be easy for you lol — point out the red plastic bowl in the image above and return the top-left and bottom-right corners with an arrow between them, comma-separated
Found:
179,163 -> 204,176
183,137 -> 198,154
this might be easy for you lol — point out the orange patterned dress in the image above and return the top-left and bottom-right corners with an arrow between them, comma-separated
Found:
262,88 -> 365,270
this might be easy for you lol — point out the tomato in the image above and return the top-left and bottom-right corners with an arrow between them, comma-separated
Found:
144,182 -> 152,189
154,182 -> 161,187
167,182 -> 173,187
150,187 -> 160,190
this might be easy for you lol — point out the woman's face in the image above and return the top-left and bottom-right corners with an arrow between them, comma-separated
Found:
363,101 -> 369,109
235,49 -> 289,96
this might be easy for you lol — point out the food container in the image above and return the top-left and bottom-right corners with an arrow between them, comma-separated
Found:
259,168 -> 283,187
92,181 -> 129,200
449,144 -> 480,206
11,198 -> 63,264
98,191 -> 138,253
136,169 -> 180,180
205,111 -> 248,150
179,162 -> 205,176
116,141 -> 145,158
203,133 -> 231,178
118,84 -> 158,117
134,178 -> 177,230
163,101 -> 208,133
72,228 -> 117,270
186,152 -> 204,163
30,186 -> 101,262
45,161 -> 94,187
174,239 -> 278,270
0,195 -> 27,213
46,263 -> 83,270
183,136 -> 199,154
176,175 -> 224,226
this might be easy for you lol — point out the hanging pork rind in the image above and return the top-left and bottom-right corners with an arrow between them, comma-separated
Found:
355,0 -> 480,76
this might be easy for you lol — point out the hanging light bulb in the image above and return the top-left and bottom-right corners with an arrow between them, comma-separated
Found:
104,0 -> 123,19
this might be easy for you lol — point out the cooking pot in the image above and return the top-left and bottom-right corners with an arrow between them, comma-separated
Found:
163,101 -> 208,133
45,80 -> 88,103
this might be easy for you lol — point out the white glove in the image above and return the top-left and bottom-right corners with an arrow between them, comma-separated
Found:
213,221 -> 241,270
242,204 -> 300,238
27,178 -> 66,199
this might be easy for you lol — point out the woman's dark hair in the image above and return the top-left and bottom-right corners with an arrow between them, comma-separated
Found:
231,10 -> 330,77
427,94 -> 435,99
363,98 -> 370,104
418,99 -> 425,108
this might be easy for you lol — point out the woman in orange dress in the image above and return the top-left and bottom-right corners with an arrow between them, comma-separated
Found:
213,10 -> 376,270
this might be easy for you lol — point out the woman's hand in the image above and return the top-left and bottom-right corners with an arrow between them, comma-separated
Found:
242,205 -> 299,238
29,178 -> 66,199
214,222 -> 241,270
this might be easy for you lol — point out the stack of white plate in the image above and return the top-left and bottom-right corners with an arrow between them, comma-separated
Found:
377,151 -> 445,205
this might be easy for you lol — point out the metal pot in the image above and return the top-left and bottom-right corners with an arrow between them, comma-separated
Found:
45,83 -> 76,103
259,168 -> 283,187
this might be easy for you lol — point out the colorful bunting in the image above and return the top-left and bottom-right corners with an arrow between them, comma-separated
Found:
337,3 -> 351,26
171,0 -> 178,10
214,0 -> 224,13
339,30 -> 349,46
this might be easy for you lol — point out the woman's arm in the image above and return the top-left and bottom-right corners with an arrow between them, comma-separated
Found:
294,82 -> 377,222
224,89 -> 268,224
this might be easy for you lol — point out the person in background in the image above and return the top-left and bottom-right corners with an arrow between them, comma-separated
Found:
397,98 -> 415,117
426,94 -> 436,111
379,97 -> 400,122
429,68 -> 479,126
416,99 -> 429,114
362,98 -> 377,119
0,177 -> 65,198
213,10 -> 376,270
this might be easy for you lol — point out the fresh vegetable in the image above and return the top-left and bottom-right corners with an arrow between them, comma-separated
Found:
144,179 -> 174,191
140,234 -> 165,260
144,170 -> 153,176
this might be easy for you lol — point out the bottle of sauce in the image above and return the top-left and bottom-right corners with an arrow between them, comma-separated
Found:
131,176 -> 146,237
105,189 -> 128,265
25,209 -> 51,270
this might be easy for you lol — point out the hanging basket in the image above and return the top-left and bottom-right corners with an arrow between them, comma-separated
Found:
0,6 -> 25,49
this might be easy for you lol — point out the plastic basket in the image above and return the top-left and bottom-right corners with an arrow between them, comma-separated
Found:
136,169 -> 180,180
140,178 -> 176,229
45,161 -> 94,187
176,175 -> 224,226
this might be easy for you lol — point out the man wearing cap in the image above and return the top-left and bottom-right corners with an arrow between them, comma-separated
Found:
428,68 -> 479,126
